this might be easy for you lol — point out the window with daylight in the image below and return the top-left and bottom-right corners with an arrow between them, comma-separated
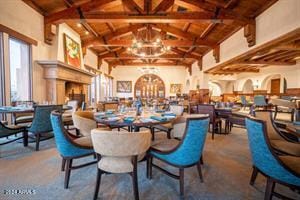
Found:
9,38 -> 31,102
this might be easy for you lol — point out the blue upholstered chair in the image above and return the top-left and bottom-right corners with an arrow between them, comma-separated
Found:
50,110 -> 96,189
254,95 -> 268,109
26,105 -> 62,151
147,116 -> 210,197
241,95 -> 252,110
245,117 -> 300,200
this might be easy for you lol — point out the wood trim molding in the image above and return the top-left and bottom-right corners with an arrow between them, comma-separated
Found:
0,24 -> 37,46
244,22 -> 256,47
213,45 -> 220,63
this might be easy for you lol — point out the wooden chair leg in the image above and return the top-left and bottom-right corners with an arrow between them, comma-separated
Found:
179,168 -> 184,197
291,109 -> 295,122
212,124 -> 215,140
23,131 -> 28,147
250,166 -> 258,185
150,127 -> 155,141
93,168 -> 102,200
200,156 -> 204,165
219,121 -> 222,134
64,159 -> 73,189
61,158 -> 66,172
75,128 -> 80,136
274,107 -> 278,120
264,178 -> 275,200
147,156 -> 153,179
132,156 -> 139,200
35,133 -> 40,151
196,161 -> 204,183
167,130 -> 171,139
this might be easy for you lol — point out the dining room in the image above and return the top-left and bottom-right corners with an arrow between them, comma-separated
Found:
0,0 -> 300,200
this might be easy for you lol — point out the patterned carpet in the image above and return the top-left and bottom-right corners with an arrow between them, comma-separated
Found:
0,125 -> 299,200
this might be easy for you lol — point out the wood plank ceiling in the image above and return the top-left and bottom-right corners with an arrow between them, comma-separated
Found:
23,0 -> 279,74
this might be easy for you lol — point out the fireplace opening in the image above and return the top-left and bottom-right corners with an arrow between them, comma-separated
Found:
65,82 -> 85,107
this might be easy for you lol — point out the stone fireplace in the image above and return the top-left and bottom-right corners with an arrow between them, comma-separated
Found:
37,60 -> 95,104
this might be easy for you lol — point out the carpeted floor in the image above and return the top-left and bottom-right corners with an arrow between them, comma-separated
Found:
0,126 -> 299,200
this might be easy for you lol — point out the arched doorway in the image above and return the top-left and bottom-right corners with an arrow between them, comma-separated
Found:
261,74 -> 281,94
242,79 -> 254,93
134,74 -> 165,98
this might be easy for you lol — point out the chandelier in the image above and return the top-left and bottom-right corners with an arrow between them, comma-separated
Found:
127,38 -> 171,58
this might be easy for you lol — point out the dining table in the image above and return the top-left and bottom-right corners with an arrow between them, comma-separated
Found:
0,105 -> 73,143
94,109 -> 176,132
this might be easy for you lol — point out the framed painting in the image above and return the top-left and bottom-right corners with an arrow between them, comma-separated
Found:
63,33 -> 81,68
117,81 -> 132,93
170,84 -> 182,94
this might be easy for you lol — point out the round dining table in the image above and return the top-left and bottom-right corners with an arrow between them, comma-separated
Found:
94,111 -> 175,132
0,105 -> 72,114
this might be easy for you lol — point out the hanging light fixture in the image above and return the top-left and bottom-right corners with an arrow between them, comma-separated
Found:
127,29 -> 171,58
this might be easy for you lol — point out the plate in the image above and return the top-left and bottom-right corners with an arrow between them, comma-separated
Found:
106,117 -> 120,122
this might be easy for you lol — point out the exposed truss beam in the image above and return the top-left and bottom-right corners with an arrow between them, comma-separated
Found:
83,38 -> 215,48
101,54 -> 199,60
122,0 -> 143,13
238,60 -> 296,66
46,11 -> 253,24
110,61 -> 190,68
45,0 -> 117,24
153,0 -> 174,13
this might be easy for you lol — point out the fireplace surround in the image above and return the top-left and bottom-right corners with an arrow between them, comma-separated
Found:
37,60 -> 95,104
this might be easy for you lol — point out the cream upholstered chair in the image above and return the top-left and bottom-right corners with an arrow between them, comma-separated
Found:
73,111 -> 110,137
91,130 -> 151,200
270,98 -> 297,121
172,114 -> 209,139
255,111 -> 300,156
62,100 -> 79,129
170,105 -> 184,116
152,105 -> 185,139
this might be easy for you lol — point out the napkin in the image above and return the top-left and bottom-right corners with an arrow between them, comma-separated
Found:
162,113 -> 176,117
124,117 -> 135,123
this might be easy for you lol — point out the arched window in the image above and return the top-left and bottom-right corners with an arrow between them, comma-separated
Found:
209,82 -> 222,96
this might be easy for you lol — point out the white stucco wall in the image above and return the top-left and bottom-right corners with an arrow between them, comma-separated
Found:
111,66 -> 188,98
203,0 -> 300,71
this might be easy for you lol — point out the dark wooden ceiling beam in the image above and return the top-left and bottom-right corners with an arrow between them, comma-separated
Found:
153,0 -> 175,13
83,38 -> 216,48
109,61 -> 189,67
171,48 -> 201,60
200,23 -> 216,39
45,0 -> 117,24
22,0 -> 47,15
101,54 -> 199,60
237,60 -> 296,66
51,11 -> 253,24
179,0 -> 252,25
122,0 -> 144,13
152,24 -> 214,47
144,0 -> 152,13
